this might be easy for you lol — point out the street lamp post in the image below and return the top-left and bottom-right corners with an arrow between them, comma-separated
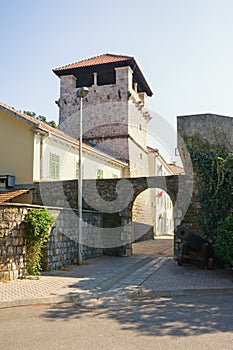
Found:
76,87 -> 89,265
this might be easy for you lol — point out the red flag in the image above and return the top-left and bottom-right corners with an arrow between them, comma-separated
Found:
156,191 -> 163,198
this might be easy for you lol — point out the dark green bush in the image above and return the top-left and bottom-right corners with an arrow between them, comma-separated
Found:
214,214 -> 233,267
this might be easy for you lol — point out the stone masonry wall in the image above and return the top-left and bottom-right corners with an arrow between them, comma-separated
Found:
0,202 -> 105,281
56,64 -> 153,232
57,66 -> 149,166
33,175 -> 193,246
0,205 -> 27,281
178,114 -> 233,174
42,210 -> 104,271
177,114 -> 233,231
58,71 -> 129,143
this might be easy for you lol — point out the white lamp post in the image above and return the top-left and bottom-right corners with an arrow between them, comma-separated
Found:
76,87 -> 89,265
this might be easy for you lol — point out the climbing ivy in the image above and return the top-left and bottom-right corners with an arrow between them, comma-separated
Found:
183,134 -> 233,259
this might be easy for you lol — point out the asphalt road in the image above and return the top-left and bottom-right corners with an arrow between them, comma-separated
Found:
1,294 -> 233,350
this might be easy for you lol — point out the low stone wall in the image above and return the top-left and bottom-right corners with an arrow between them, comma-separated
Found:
0,204 -> 105,281
42,209 -> 104,271
0,205 -> 27,281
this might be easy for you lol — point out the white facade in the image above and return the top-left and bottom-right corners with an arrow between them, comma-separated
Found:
148,148 -> 174,236
33,131 -> 125,182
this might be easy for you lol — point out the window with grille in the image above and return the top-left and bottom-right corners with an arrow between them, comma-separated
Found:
49,153 -> 60,179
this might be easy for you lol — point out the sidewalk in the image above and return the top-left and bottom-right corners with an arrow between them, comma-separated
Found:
0,237 -> 233,308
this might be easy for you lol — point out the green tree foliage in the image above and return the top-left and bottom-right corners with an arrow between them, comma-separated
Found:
24,208 -> 55,275
23,110 -> 57,128
214,213 -> 233,266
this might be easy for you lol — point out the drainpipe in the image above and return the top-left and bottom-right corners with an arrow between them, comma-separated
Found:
40,134 -> 44,180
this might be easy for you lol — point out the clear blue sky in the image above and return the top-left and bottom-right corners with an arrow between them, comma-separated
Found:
1,0 -> 233,160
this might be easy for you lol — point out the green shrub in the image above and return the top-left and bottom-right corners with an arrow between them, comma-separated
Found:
214,214 -> 233,267
24,208 -> 55,275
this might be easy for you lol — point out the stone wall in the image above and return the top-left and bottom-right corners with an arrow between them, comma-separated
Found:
33,175 -> 193,243
177,113 -> 233,231
58,72 -> 129,150
1,175 -> 195,281
0,205 -> 27,281
56,65 -> 153,233
0,203 -> 104,281
178,113 -> 233,174
57,66 -> 149,167
42,210 -> 104,271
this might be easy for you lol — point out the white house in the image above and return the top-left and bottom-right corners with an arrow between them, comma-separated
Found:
148,146 -> 175,236
0,102 -> 126,203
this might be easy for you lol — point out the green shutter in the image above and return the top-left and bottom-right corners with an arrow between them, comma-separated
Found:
97,168 -> 103,179
76,161 -> 79,179
49,153 -> 60,179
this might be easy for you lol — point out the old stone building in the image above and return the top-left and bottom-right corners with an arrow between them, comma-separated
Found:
53,54 -> 153,177
53,53 -> 157,234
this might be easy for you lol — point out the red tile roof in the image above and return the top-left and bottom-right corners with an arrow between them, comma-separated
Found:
0,189 -> 31,203
53,53 -> 133,72
147,146 -> 159,153
169,163 -> 185,175
53,53 -> 153,97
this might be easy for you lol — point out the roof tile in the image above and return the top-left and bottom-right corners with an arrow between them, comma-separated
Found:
53,53 -> 133,72
0,189 -> 31,203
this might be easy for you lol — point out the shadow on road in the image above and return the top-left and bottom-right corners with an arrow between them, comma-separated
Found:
43,294 -> 233,337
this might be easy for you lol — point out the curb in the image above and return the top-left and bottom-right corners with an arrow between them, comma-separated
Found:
1,287 -> 233,309
0,295 -> 76,309
127,287 -> 233,299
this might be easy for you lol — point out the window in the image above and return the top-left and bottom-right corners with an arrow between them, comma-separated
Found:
97,168 -> 103,179
49,153 -> 60,179
76,161 -> 84,179
76,161 -> 79,179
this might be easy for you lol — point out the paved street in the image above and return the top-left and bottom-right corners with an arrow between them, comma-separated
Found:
0,294 -> 233,350
0,237 -> 233,308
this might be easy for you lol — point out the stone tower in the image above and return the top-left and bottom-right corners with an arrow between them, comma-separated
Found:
53,54 -> 153,178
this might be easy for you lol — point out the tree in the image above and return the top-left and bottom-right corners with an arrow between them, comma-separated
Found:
23,111 -> 57,128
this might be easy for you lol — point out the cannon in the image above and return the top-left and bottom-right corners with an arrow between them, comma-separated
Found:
174,223 -> 214,269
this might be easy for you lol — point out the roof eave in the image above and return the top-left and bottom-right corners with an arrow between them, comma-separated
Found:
53,57 -> 153,97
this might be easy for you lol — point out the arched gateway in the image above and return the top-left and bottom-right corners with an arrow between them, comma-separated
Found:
34,174 -> 193,257
33,112 -> 233,259
82,174 -> 193,255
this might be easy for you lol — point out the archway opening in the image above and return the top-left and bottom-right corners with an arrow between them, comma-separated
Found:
131,186 -> 174,257
154,187 -> 174,237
